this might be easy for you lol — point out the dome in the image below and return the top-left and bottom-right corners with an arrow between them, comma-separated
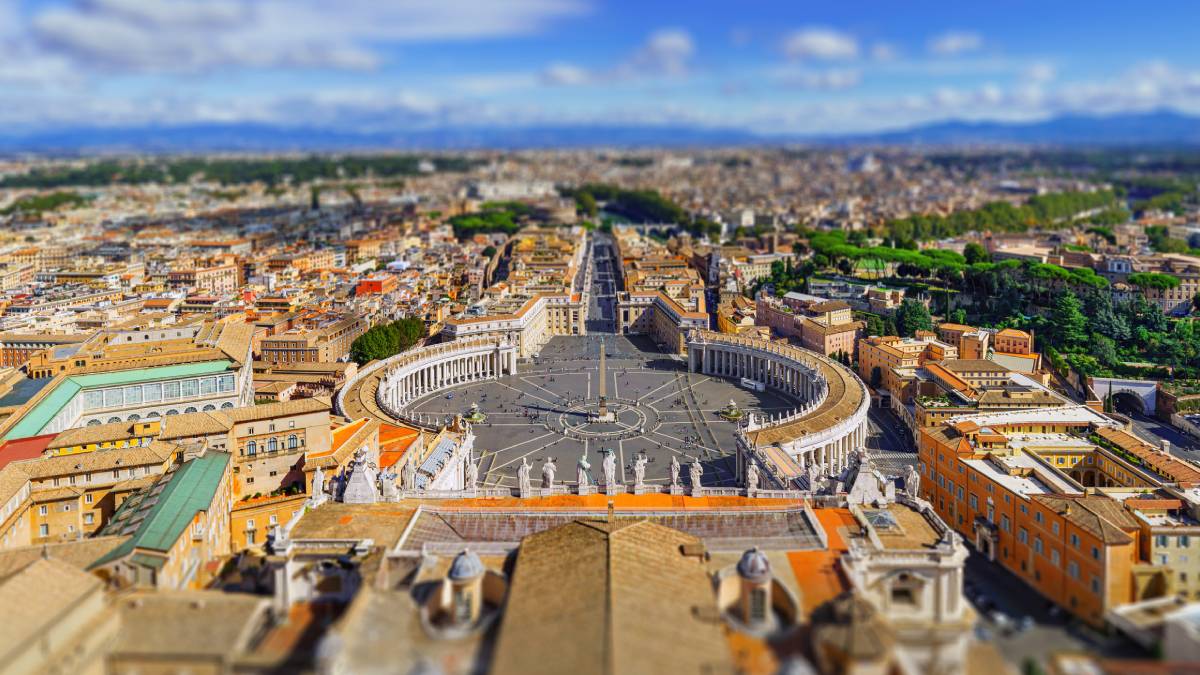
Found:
737,547 -> 771,582
448,549 -> 484,581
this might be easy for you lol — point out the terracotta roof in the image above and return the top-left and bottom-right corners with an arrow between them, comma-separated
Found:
489,519 -> 733,675
0,557 -> 103,663
0,433 -> 55,469
1031,495 -> 1136,545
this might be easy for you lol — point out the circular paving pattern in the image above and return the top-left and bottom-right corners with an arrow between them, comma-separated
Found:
404,334 -> 803,489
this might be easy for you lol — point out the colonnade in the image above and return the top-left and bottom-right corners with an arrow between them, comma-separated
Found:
689,341 -> 823,400
687,330 -> 870,489
377,340 -> 518,412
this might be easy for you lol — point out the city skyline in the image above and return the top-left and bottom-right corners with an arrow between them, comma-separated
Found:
5,0 -> 1200,136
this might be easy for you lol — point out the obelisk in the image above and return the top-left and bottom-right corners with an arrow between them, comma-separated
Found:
595,336 -> 614,421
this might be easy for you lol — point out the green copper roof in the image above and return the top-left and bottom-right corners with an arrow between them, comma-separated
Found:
91,452 -> 230,569
3,360 -> 234,440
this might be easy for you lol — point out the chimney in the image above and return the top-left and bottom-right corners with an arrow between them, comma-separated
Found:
1162,440 -> 1171,456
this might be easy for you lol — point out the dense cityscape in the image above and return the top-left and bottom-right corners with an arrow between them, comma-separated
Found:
7,1 -> 1200,674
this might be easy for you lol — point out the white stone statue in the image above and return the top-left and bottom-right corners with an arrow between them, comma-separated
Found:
904,464 -> 921,497
465,457 -> 478,489
670,456 -> 681,487
633,453 -> 647,488
542,457 -> 557,488
577,452 -> 591,487
517,457 -> 532,494
689,461 -> 703,489
401,460 -> 416,491
602,449 -> 617,486
746,460 -> 759,492
312,465 -> 326,495
807,462 -> 821,491
380,468 -> 399,501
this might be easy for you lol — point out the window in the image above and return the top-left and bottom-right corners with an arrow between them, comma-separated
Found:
1035,511 -> 1044,524
1000,515 -> 1011,532
1182,536 -> 1192,548
1068,561 -> 1080,579
200,378 -> 216,395
288,435 -> 298,450
1158,535 -> 1170,548
1091,577 -> 1101,594
164,381 -> 180,399
84,513 -> 94,525
1070,533 -> 1080,548
969,494 -> 978,509
1018,528 -> 1028,544
144,383 -> 162,402
1052,522 -> 1060,535
123,386 -> 142,404
1051,550 -> 1060,565
62,503 -> 71,512
891,586 -> 916,606
269,515 -> 278,525
38,524 -> 48,537
38,505 -> 47,516
85,494 -> 93,504
1092,546 -> 1101,560
181,380 -> 198,398
1034,536 -> 1044,554
268,438 -> 278,452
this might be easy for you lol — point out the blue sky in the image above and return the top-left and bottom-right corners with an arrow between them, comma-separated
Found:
4,0 -> 1200,134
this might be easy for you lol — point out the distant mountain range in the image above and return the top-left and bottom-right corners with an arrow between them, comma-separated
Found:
2,111 -> 1199,154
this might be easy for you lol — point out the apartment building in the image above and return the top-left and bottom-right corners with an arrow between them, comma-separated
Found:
259,314 -> 367,365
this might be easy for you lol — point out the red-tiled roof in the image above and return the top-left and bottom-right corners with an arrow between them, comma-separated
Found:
0,433 -> 55,469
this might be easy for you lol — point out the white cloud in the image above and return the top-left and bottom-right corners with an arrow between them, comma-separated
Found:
1025,61 -> 1056,83
541,63 -> 591,86
782,28 -> 858,61
28,0 -> 588,74
777,68 -> 862,90
870,43 -> 898,62
928,30 -> 983,56
631,28 -> 695,76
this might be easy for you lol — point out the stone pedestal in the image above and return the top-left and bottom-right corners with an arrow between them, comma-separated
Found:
632,484 -> 653,495
577,485 -> 597,496
690,487 -> 704,497
669,486 -> 685,496
605,483 -> 621,496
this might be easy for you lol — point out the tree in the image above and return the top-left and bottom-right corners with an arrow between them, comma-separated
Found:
865,314 -> 885,337
576,190 -> 598,217
963,242 -> 990,265
482,245 -> 497,258
949,308 -> 967,325
1091,335 -> 1119,369
895,299 -> 934,337
349,317 -> 427,365
1050,291 -> 1088,350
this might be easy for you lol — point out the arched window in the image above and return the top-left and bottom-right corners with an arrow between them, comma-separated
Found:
184,407 -> 197,414
267,437 -> 278,452
107,417 -> 121,424
287,435 -> 298,450
221,402 -> 234,409
202,404 -> 216,412
165,409 -> 179,416
127,414 -> 140,422
246,441 -> 256,456
147,412 -> 160,418
87,419 -> 101,426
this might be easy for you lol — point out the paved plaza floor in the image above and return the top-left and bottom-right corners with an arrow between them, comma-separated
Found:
407,334 -> 801,488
